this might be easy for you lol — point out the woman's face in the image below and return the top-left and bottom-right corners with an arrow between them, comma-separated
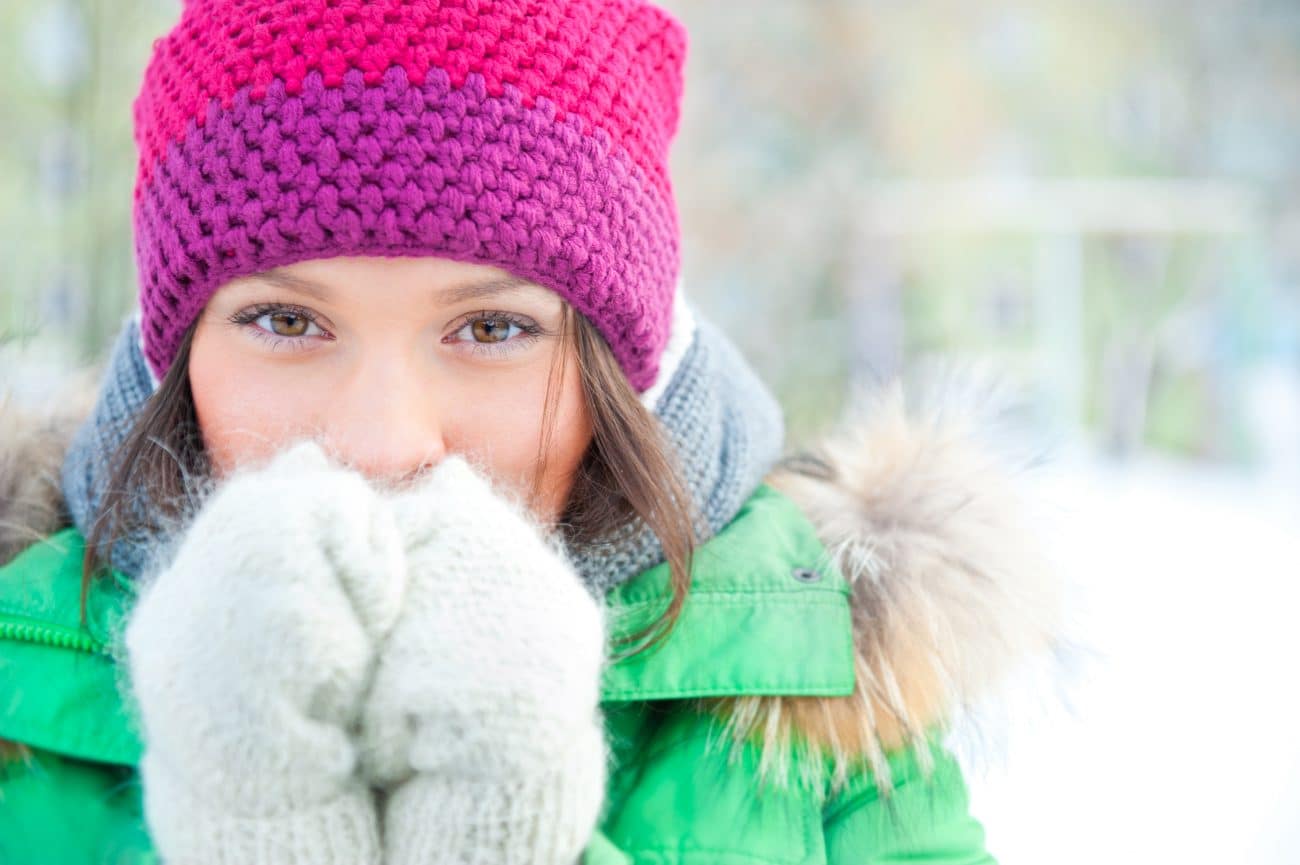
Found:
188,255 -> 593,523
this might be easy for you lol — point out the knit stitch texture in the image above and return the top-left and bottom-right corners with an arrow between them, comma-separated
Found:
358,452 -> 609,864
124,441 -> 610,864
132,0 -> 686,390
123,442 -> 407,865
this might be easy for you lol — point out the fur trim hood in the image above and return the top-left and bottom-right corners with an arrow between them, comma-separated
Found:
0,367 -> 1066,796
0,372 -> 98,566
712,372 -> 1067,794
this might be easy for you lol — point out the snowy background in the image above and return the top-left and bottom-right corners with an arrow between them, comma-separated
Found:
956,373 -> 1300,864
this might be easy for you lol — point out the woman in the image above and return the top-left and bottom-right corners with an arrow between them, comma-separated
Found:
0,1 -> 1062,862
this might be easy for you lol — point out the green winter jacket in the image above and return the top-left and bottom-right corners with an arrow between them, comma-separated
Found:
0,481 -> 993,864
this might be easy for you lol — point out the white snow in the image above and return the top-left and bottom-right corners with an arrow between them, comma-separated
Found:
958,449 -> 1300,865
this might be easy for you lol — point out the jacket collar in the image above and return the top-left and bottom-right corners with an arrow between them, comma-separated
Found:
602,483 -> 854,701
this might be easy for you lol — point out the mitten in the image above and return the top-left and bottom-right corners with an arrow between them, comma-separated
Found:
358,455 -> 609,865
123,441 -> 408,865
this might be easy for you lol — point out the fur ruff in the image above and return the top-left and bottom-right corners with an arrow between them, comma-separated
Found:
699,369 -> 1066,797
0,375 -> 97,565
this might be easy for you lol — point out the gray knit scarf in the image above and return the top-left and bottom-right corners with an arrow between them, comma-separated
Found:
60,304 -> 785,598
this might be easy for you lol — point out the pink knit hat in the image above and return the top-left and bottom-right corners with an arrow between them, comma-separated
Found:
132,0 -> 686,391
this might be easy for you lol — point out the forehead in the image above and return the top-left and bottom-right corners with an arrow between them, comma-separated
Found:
220,255 -> 561,308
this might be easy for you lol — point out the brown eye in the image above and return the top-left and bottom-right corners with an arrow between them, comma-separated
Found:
446,313 -> 540,355
230,304 -> 325,346
269,312 -> 309,337
471,317 -> 516,343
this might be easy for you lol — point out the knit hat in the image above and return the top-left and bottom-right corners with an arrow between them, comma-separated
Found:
132,0 -> 687,391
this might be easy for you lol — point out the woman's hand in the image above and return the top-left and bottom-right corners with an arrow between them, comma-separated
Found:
123,441 -> 408,865
358,454 -> 609,865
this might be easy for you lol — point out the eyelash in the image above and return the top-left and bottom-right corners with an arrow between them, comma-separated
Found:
445,310 -> 545,356
227,303 -> 328,353
226,303 -> 544,356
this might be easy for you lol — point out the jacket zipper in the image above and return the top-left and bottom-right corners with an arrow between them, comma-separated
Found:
0,616 -> 106,655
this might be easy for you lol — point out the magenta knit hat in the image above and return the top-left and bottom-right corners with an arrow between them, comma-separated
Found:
132,0 -> 686,391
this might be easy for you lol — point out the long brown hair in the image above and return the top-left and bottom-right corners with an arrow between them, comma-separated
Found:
82,303 -> 698,659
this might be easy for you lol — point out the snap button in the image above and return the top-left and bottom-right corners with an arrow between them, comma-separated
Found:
791,566 -> 822,583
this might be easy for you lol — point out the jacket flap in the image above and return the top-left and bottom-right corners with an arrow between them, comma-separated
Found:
600,484 -> 856,701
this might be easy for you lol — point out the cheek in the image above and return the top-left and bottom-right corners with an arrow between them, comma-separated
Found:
448,352 -> 592,521
188,330 -> 324,478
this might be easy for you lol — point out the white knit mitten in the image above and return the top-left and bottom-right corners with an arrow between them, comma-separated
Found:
358,455 -> 609,865
123,441 -> 408,865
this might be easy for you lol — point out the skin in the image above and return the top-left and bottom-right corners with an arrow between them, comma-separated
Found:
188,255 -> 593,524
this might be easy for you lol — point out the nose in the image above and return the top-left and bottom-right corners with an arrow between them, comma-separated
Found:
318,355 -> 446,486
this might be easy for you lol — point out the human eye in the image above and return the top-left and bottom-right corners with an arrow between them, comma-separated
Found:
443,310 -> 546,356
227,302 -> 331,351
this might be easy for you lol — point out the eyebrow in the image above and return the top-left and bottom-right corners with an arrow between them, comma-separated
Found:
441,275 -> 539,305
253,268 -> 539,305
